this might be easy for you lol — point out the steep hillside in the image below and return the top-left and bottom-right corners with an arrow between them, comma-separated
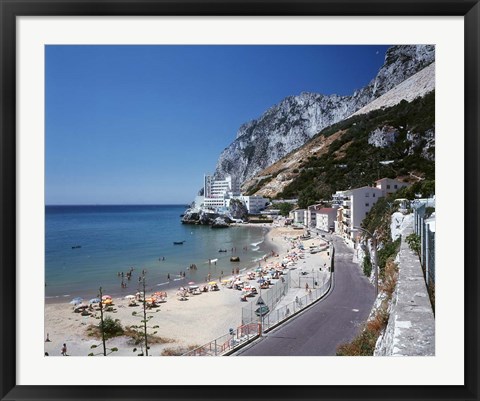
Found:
214,45 -> 435,185
352,62 -> 435,117
242,91 -> 435,201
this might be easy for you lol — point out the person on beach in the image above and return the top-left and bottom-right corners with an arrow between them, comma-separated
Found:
167,273 -> 170,280
61,343 -> 67,356
305,283 -> 309,291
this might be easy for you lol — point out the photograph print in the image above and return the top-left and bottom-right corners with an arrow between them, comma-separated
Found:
45,44 -> 435,357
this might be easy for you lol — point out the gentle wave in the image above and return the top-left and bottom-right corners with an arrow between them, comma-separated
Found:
156,282 -> 170,287
250,239 -> 264,247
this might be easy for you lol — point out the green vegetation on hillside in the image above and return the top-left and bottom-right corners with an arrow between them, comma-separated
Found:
276,92 -> 435,201
277,202 -> 294,216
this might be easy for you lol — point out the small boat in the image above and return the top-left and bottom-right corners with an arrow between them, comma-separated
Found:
173,241 -> 185,245
71,245 -> 82,249
230,256 -> 240,262
218,249 -> 227,253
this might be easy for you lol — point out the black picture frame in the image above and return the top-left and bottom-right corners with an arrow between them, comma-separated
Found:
1,1 -> 478,400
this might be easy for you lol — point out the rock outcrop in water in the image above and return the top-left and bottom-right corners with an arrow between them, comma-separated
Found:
181,209 -> 233,227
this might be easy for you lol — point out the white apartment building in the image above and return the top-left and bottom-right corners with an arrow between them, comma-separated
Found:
334,186 -> 384,243
237,195 -> 268,214
375,178 -> 409,197
204,174 -> 238,198
315,208 -> 337,232
305,204 -> 324,228
293,209 -> 306,224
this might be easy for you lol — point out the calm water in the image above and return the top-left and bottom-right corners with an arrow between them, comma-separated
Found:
45,205 -> 271,302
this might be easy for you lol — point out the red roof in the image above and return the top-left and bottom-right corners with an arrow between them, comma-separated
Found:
317,208 -> 336,213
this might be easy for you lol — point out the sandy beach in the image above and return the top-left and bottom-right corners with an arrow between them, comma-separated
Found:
44,221 -> 327,356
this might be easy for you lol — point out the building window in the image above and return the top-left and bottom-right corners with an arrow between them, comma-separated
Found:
365,203 -> 370,207
387,185 -> 391,189
373,193 -> 375,197
365,193 -> 370,197
394,184 -> 398,189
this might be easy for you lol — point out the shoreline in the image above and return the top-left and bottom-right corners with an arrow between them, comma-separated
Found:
45,225 -> 279,306
45,224 -> 273,305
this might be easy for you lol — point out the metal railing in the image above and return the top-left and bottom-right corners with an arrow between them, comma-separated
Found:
414,203 -> 435,289
426,225 -> 435,287
182,322 -> 259,356
261,273 -> 332,332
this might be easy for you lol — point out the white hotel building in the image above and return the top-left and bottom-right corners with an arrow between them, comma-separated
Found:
196,174 -> 267,214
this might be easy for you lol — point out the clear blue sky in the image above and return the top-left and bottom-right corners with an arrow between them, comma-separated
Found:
46,45 -> 390,205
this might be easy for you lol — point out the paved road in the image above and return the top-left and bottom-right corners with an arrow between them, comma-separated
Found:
236,236 -> 375,356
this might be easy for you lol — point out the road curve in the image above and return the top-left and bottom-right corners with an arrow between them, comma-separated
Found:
236,236 -> 375,356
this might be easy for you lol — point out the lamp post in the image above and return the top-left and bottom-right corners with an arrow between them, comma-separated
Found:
353,226 -> 378,296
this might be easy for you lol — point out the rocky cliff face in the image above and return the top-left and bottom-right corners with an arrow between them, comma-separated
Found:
214,45 -> 435,184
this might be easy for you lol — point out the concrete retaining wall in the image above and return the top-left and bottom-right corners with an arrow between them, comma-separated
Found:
375,226 -> 435,356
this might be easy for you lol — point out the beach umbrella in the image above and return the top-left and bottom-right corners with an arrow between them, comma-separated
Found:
257,278 -> 265,284
70,297 -> 83,305
89,298 -> 101,304
188,281 -> 195,285
208,281 -> 217,286
102,295 -> 112,300
102,298 -> 113,305
124,295 -> 135,300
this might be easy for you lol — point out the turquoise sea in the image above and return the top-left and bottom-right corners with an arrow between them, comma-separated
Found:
45,205 -> 272,303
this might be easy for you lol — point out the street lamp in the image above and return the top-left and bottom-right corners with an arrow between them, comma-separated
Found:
352,226 -> 378,296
